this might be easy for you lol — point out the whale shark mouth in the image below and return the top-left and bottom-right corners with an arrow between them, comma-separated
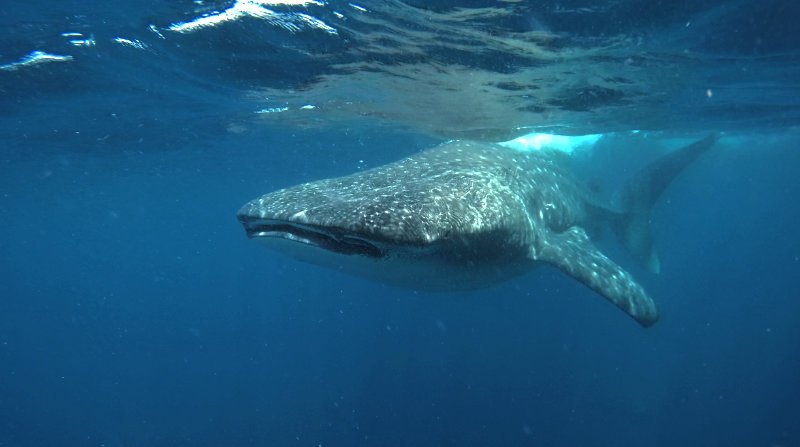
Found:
242,219 -> 385,258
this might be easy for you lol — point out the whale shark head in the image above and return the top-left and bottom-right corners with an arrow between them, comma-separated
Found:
236,178 -> 443,259
237,193 -> 530,291
237,144 -> 535,290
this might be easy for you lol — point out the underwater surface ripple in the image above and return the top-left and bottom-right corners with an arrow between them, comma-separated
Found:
1,1 -> 799,446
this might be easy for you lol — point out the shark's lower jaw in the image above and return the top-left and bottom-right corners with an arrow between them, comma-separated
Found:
243,220 -> 384,259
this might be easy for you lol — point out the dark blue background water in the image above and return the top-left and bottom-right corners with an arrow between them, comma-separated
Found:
2,1 -> 799,446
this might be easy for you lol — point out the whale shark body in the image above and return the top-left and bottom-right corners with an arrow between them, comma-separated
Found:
237,135 -> 717,327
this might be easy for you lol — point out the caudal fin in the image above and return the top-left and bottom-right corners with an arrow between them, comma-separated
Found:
617,134 -> 719,273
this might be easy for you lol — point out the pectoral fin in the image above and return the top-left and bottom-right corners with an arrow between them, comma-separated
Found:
534,226 -> 659,327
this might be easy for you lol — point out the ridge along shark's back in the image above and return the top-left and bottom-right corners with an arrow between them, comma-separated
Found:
238,135 -> 719,327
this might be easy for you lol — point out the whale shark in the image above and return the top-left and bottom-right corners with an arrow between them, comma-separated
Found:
237,135 -> 718,327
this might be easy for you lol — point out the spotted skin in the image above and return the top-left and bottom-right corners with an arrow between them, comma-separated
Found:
239,138 -> 716,327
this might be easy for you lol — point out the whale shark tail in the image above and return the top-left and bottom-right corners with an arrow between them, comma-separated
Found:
616,134 -> 719,273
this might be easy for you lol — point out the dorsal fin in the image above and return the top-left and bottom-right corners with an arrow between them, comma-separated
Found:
533,226 -> 659,327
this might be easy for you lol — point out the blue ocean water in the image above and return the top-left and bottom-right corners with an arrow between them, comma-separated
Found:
1,1 -> 799,446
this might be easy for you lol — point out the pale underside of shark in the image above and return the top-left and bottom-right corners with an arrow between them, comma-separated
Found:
237,135 -> 717,327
